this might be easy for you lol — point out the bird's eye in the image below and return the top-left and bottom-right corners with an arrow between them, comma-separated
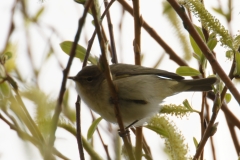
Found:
86,77 -> 93,82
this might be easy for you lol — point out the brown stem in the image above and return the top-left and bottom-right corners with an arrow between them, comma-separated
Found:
199,92 -> 206,159
226,118 -> 240,154
89,111 -> 112,160
208,92 -> 240,129
1,0 -> 16,54
205,101 -> 217,160
131,128 -> 153,160
75,95 -> 85,160
91,1 -> 134,160
132,0 -> 142,159
83,0 -> 116,66
167,0 -> 240,104
104,0 -> 118,64
47,1 -> 93,159
118,0 -> 188,66
96,127 -> 112,160
132,0 -> 141,65
193,93 -> 220,160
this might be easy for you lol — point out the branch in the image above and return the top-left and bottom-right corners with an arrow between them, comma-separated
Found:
104,0 -> 118,64
132,0 -> 143,159
167,0 -> 240,104
83,0 -> 116,66
75,95 -> 85,160
46,0 -> 93,159
91,1 -> 134,159
118,0 -> 188,66
193,93 -> 220,160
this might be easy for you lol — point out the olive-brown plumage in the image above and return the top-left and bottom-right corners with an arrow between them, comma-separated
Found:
69,64 -> 217,126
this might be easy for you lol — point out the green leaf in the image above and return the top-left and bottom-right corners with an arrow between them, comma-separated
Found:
210,122 -> 219,136
189,25 -> 205,62
4,52 -> 12,60
193,137 -> 199,149
234,53 -> 240,76
233,35 -> 240,50
190,35 -> 202,59
207,38 -> 217,51
0,52 -> 12,64
194,25 -> 205,41
212,7 -> 224,16
145,125 -> 168,138
176,66 -> 201,76
74,0 -> 86,4
60,41 -> 98,65
225,93 -> 232,103
87,117 -> 102,140
73,0 -> 92,15
225,50 -> 233,59
182,99 -> 192,111
0,65 -> 6,79
0,82 -> 11,98
33,7 -> 44,21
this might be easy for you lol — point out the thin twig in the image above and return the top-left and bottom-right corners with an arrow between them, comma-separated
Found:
132,0 -> 141,65
199,92 -> 206,160
207,92 -> 240,129
132,0 -> 143,159
1,0 -> 16,54
91,1 -> 134,160
47,1 -> 93,159
167,0 -> 240,104
131,128 -> 153,160
96,127 -> 112,160
205,101 -> 217,160
82,1 -> 117,159
226,119 -> 240,154
194,55 -> 236,159
193,93 -> 220,160
75,95 -> 85,160
89,110 -> 112,160
165,1 -> 240,158
83,0 -> 116,67
104,0 -> 118,64
118,0 -> 188,66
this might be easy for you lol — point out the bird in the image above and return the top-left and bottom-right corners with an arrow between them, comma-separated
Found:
68,63 -> 217,126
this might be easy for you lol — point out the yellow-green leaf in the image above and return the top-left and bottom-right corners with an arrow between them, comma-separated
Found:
226,50 -> 233,59
190,35 -> 202,59
212,7 -> 224,16
193,137 -> 199,149
194,25 -> 205,41
74,0 -> 86,4
189,25 -> 205,62
0,82 -> 11,98
145,125 -> 168,138
182,99 -> 192,111
234,52 -> 240,76
60,41 -> 98,65
225,93 -> 232,104
33,7 -> 44,21
176,66 -> 201,76
87,117 -> 102,140
207,38 -> 217,51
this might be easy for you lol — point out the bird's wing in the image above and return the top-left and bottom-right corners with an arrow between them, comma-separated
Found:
110,63 -> 184,80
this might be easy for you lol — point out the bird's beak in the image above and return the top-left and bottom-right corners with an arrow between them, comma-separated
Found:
68,76 -> 76,80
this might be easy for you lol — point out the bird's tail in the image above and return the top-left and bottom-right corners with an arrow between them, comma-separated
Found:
181,77 -> 218,92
